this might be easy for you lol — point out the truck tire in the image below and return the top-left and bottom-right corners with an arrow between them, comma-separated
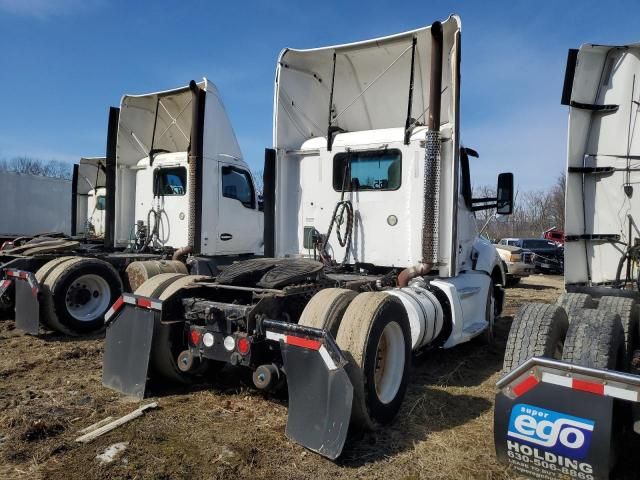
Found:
335,292 -> 411,430
125,260 -> 189,292
133,272 -> 187,298
35,256 -> 79,329
298,288 -> 358,336
34,256 -> 77,284
556,292 -> 596,318
503,303 -> 568,372
562,309 -> 624,370
482,280 -> 498,345
42,258 -> 123,335
597,296 -> 638,368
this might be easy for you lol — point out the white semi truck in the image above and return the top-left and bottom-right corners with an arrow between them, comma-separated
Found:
102,16 -> 514,459
495,42 -> 640,479
0,79 -> 263,335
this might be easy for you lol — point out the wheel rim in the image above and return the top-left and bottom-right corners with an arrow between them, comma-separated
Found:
374,321 -> 405,404
64,274 -> 111,322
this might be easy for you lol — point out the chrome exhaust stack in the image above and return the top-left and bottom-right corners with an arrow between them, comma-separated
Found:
399,21 -> 443,286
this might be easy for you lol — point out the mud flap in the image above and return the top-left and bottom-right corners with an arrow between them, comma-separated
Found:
494,357 -> 640,479
102,294 -> 162,399
263,319 -> 353,460
0,278 -> 11,298
6,269 -> 40,335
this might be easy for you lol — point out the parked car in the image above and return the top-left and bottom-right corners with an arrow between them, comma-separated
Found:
497,238 -> 564,273
542,227 -> 564,246
493,244 -> 533,286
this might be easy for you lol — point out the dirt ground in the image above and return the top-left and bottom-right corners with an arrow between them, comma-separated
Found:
0,274 -> 637,480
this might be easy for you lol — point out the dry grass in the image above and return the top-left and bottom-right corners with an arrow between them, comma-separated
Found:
1,274 -> 636,479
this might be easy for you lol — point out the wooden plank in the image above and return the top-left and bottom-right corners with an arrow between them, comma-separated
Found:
77,416 -> 114,435
75,403 -> 158,444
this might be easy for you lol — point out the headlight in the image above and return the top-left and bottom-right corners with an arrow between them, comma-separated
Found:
509,253 -> 521,262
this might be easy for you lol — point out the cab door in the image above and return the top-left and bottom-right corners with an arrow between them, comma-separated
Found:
215,163 -> 262,254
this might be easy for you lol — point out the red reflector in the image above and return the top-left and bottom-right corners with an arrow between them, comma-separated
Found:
112,296 -> 125,313
573,379 -> 604,395
286,335 -> 321,351
512,375 -> 539,397
190,330 -> 201,346
237,337 -> 251,355
137,297 -> 152,309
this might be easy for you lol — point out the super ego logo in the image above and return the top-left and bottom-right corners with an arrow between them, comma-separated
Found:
507,404 -> 595,459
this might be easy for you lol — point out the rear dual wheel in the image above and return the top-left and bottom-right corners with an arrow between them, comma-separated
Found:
562,309 -> 624,369
38,257 -> 122,335
299,289 -> 412,430
335,292 -> 411,429
503,303 -> 569,372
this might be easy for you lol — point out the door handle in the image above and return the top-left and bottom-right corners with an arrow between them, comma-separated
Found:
220,233 -> 233,241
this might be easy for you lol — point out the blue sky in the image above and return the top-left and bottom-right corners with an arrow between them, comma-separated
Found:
1,0 -> 640,190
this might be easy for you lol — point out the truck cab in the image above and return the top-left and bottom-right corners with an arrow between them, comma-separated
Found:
112,79 -> 263,257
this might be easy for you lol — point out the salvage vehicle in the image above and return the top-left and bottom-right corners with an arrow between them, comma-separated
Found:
495,42 -> 640,479
102,16 -> 514,459
0,80 -> 263,335
494,243 -> 533,286
543,227 -> 565,246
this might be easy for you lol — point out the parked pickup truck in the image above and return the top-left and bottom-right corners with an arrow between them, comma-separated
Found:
494,244 -> 533,286
498,238 -> 564,274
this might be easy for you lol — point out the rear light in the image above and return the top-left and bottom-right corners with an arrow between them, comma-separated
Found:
189,330 -> 201,346
237,337 -> 251,355
202,332 -> 214,347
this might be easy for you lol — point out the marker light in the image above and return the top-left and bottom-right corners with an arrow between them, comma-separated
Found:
223,335 -> 235,351
237,337 -> 251,355
189,330 -> 201,346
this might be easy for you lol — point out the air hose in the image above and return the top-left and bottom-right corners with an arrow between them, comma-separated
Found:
320,161 -> 354,267
614,244 -> 640,289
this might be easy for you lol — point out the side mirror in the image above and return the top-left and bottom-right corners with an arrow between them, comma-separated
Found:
496,173 -> 514,215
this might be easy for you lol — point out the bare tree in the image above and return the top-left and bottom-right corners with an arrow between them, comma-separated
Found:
474,172 -> 566,242
253,168 -> 264,196
0,157 -> 72,180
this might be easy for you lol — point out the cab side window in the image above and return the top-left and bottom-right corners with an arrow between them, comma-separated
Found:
222,166 -> 255,209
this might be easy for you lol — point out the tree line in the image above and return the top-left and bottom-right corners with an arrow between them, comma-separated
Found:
475,173 -> 565,242
0,156 -> 73,180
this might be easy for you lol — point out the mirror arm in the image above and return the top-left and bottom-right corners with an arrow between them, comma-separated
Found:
471,197 -> 497,203
471,202 -> 499,212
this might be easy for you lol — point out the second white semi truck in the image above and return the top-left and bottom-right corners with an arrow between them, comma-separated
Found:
0,79 -> 263,335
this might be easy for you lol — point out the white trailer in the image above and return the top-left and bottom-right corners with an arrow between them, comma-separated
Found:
495,42 -> 640,479
0,171 -> 71,239
102,16 -> 514,459
0,79 -> 263,335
